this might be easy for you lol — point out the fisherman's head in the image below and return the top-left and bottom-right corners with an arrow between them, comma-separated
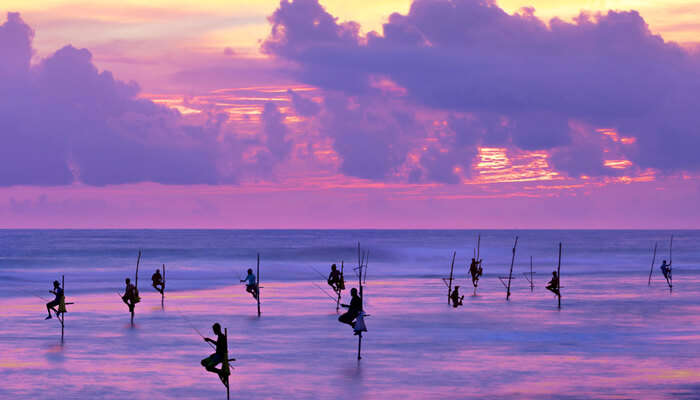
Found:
212,322 -> 221,334
351,288 -> 358,296
552,271 -> 557,276
455,285 -> 460,290
663,260 -> 667,264
331,264 -> 337,271
155,269 -> 160,273
125,278 -> 131,284
472,258 -> 476,262
53,280 -> 60,288
247,268 -> 253,275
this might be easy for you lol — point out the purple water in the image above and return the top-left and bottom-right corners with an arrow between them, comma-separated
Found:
0,230 -> 698,399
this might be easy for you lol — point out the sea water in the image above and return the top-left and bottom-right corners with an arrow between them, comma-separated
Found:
0,230 -> 698,399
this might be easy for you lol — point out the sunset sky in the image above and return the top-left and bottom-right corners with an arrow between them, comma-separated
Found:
1,0 -> 700,228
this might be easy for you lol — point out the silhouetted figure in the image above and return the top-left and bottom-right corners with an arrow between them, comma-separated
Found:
121,278 -> 140,313
469,258 -> 483,287
327,264 -> 343,292
660,260 -> 672,288
201,323 -> 230,385
450,286 -> 464,308
151,269 -> 164,294
45,280 -> 64,320
546,271 -> 560,296
240,268 -> 258,300
339,288 -> 362,329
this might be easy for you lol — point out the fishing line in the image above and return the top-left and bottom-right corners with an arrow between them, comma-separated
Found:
307,265 -> 327,281
311,282 -> 339,304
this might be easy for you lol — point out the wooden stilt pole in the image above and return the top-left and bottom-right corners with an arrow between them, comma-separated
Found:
363,251 -> 369,285
133,250 -> 141,326
337,261 -> 344,312
61,275 -> 65,341
256,253 -> 261,317
357,246 -> 363,361
669,235 -> 674,290
506,237 -> 518,300
135,250 -> 141,289
648,243 -> 657,287
557,242 -> 562,309
475,234 -> 482,295
224,328 -> 230,400
477,234 -> 481,262
447,251 -> 456,305
529,256 -> 534,292
161,264 -> 166,309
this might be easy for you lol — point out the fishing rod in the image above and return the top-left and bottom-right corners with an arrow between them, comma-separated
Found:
175,307 -> 215,350
33,293 -> 50,302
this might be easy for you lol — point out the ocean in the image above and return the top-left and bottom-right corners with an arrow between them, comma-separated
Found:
1,230 -> 698,399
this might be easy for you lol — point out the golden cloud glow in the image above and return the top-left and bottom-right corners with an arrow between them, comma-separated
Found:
604,159 -> 633,169
474,147 -> 560,183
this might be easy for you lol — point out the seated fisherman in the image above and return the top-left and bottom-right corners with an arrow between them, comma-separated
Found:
240,268 -> 258,300
201,322 -> 231,385
450,285 -> 464,308
660,260 -> 672,287
327,264 -> 342,292
546,271 -> 560,296
151,269 -> 165,294
121,278 -> 140,312
45,280 -> 64,320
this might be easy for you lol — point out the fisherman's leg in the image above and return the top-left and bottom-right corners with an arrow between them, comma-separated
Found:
201,353 -> 222,373
245,285 -> 257,299
338,312 -> 355,326
46,300 -> 59,319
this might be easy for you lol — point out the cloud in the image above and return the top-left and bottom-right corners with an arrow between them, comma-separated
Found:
261,102 -> 292,162
0,13 -> 238,186
287,89 -> 320,117
318,94 -> 420,180
262,0 -> 700,179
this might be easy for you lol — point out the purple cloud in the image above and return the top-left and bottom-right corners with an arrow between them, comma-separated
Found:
0,13 -> 299,187
263,0 -> 700,179
287,89 -> 320,117
261,102 -> 292,162
318,93 -> 419,180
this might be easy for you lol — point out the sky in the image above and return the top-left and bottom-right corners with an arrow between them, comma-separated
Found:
1,0 -> 700,228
